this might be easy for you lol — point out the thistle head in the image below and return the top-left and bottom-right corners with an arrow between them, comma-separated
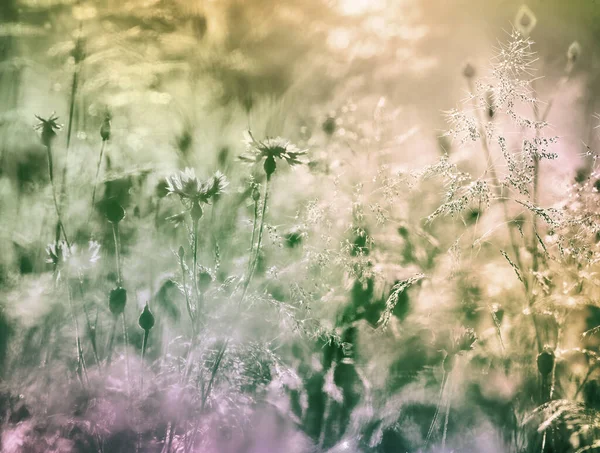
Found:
166,168 -> 228,209
35,113 -> 62,147
240,131 -> 307,178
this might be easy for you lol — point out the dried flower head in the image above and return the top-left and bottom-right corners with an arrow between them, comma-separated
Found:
35,113 -> 62,148
240,131 -> 307,177
166,168 -> 228,210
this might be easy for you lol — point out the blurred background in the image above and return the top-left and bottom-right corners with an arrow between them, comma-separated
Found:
2,1 -> 600,452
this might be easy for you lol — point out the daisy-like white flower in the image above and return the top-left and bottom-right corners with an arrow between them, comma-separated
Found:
166,168 -> 228,219
240,131 -> 307,178
35,113 -> 62,148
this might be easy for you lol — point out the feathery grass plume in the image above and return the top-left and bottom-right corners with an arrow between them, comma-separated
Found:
378,273 -> 425,329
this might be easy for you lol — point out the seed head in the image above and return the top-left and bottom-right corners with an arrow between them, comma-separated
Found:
138,303 -> 155,331
109,287 -> 127,316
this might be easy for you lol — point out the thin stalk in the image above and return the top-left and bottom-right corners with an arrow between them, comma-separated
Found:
77,274 -> 100,367
112,222 -> 122,285
46,143 -> 70,248
106,316 -> 118,365
426,369 -> 448,447
179,253 -> 195,333
247,196 -> 259,274
141,329 -> 149,389
192,218 -> 200,313
250,175 -> 270,277
122,311 -> 130,394
67,279 -> 88,385
441,373 -> 453,452
90,139 -> 107,219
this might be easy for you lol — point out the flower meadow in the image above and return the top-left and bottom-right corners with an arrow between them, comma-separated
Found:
2,1 -> 600,452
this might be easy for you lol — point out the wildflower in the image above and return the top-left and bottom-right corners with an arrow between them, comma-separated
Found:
35,113 -> 62,148
537,348 -> 555,376
240,131 -> 307,178
165,168 -> 228,215
109,287 -> 127,316
138,303 -> 155,332
514,5 -> 537,37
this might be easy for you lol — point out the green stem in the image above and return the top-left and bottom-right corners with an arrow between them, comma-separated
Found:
141,329 -> 149,390
46,143 -> 70,248
106,316 -> 117,365
90,139 -> 107,218
179,253 -> 196,334
112,222 -> 122,286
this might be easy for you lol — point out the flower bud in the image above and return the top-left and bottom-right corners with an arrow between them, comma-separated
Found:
567,41 -> 581,64
105,199 -> 125,223
537,349 -> 554,377
198,267 -> 213,293
178,246 -> 185,260
156,180 -> 170,199
264,156 -> 277,177
100,114 -> 111,141
109,287 -> 127,315
322,116 -> 336,136
138,303 -> 155,331
462,62 -> 476,79
251,185 -> 260,202
191,202 -> 203,222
